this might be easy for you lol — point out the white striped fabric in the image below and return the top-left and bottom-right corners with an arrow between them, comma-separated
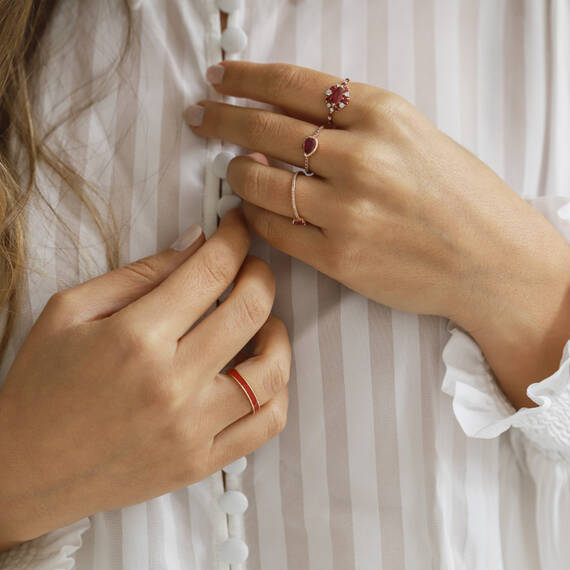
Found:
1,0 -> 569,569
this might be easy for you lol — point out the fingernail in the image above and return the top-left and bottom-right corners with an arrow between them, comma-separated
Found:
206,64 -> 225,85
184,105 -> 205,127
248,152 -> 266,164
170,223 -> 203,251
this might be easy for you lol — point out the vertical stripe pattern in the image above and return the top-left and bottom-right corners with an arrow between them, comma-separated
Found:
3,1 -> 567,569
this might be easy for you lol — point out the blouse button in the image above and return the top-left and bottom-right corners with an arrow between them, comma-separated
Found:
217,195 -> 242,218
221,27 -> 248,55
222,456 -> 247,474
212,151 -> 235,179
218,537 -> 249,564
219,490 -> 249,514
217,0 -> 243,13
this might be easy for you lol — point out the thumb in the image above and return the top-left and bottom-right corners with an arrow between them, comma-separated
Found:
55,224 -> 205,324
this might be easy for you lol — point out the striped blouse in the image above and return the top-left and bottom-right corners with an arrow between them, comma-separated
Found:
1,0 -> 570,569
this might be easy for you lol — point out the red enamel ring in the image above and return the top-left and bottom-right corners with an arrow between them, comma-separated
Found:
227,368 -> 260,414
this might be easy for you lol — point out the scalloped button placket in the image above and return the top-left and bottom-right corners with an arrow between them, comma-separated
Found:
212,2 -> 250,567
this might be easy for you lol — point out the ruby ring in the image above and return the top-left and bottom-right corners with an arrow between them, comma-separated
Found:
325,77 -> 350,127
302,125 -> 324,176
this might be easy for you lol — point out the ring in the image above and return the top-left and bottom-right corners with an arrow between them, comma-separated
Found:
227,368 -> 260,414
290,170 -> 307,226
302,125 -> 324,176
325,77 -> 350,127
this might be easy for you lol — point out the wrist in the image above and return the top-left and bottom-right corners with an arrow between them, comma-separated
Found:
0,397 -> 53,548
451,241 -> 570,409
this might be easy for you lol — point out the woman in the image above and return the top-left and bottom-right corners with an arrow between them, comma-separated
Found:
1,0 -> 569,568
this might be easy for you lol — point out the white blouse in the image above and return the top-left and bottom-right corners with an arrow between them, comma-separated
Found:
1,0 -> 570,568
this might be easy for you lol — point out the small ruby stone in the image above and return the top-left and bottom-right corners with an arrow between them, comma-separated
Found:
329,86 -> 345,104
303,137 -> 317,155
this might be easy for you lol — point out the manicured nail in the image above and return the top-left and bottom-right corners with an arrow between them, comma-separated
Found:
184,105 -> 205,127
206,64 -> 225,85
170,223 -> 203,251
248,152 -> 267,164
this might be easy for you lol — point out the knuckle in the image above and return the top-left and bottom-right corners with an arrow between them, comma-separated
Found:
244,257 -> 276,299
237,288 -> 273,328
267,64 -> 305,98
163,416 -> 196,448
246,111 -> 278,142
109,317 -> 168,362
199,246 -> 237,290
265,357 -> 289,395
364,90 -> 411,127
123,256 -> 163,285
240,161 -> 266,201
146,376 -> 181,412
45,289 -> 77,317
124,326 -> 164,355
265,400 -> 288,439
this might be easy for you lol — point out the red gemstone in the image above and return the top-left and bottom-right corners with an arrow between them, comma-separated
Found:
293,218 -> 306,226
303,136 -> 317,155
329,86 -> 344,104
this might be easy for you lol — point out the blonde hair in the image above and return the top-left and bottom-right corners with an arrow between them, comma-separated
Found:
0,0 -> 130,361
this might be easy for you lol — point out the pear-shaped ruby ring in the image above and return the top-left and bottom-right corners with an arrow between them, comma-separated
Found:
325,78 -> 350,127
302,125 -> 324,176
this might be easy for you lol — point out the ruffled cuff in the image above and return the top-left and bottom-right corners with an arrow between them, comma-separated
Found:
0,518 -> 90,570
441,194 -> 570,461
442,320 -> 570,461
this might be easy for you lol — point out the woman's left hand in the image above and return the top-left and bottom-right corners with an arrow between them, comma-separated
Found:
186,61 -> 570,408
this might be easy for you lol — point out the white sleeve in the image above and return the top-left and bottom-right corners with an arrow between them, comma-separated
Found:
0,519 -> 90,570
442,321 -> 570,457
441,193 -> 570,569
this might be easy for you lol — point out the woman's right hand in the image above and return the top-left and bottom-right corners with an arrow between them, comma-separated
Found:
0,209 -> 290,549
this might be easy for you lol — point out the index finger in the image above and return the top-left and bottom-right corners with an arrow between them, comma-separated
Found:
207,61 -> 368,129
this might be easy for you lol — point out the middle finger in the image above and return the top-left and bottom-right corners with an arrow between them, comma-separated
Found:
227,155 -> 337,228
186,100 -> 345,178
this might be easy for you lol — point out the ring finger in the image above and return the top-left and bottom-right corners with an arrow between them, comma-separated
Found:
204,316 -> 291,433
186,100 -> 346,178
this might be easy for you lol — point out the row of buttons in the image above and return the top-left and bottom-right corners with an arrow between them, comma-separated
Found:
126,0 -> 251,566
215,0 -> 248,533
218,0 -> 248,55
219,457 -> 249,564
210,0 -> 250,564
130,0 -> 249,57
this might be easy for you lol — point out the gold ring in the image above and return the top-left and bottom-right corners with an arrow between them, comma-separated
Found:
291,170 -> 307,226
